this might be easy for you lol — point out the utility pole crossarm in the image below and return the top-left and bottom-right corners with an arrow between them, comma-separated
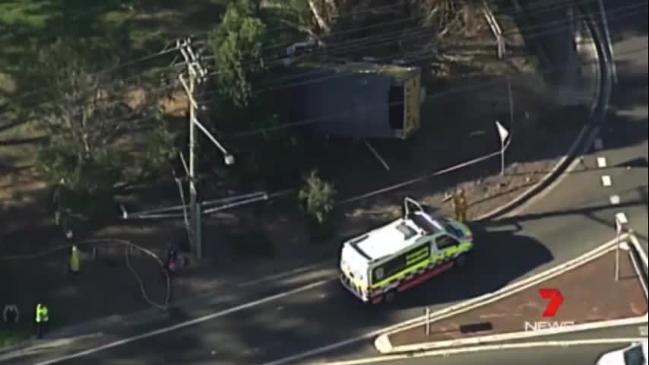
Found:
191,117 -> 233,162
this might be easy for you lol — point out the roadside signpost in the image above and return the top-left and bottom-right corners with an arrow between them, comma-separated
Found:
495,120 -> 510,176
615,212 -> 629,281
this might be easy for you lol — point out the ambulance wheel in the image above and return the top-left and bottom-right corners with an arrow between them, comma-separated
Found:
384,289 -> 398,304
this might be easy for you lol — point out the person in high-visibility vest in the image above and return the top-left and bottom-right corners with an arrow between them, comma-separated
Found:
69,245 -> 80,274
452,188 -> 469,223
34,303 -> 49,338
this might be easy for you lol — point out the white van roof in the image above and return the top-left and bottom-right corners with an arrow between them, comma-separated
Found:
346,212 -> 445,261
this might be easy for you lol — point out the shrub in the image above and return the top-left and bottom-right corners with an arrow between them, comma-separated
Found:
298,170 -> 336,226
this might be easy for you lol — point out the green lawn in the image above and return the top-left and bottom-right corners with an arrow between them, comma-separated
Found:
0,0 -> 232,164
0,0 -> 230,99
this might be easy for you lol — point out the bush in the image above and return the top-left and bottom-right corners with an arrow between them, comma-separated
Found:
298,170 -> 336,231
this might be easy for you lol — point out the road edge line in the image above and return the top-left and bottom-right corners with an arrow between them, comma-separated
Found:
32,280 -> 329,365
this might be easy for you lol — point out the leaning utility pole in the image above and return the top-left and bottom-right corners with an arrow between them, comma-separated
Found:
178,38 -> 207,259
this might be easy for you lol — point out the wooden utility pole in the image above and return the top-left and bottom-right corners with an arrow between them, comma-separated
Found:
177,38 -> 235,259
178,38 -> 207,259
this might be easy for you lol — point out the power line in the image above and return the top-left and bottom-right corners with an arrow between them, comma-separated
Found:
222,45 -> 647,138
250,0 -> 646,91
208,52 -> 647,208
203,0 -> 607,76
190,1 -> 643,106
8,42 -> 179,106
3,0 -> 643,122
0,0 -> 602,108
205,0 -> 603,65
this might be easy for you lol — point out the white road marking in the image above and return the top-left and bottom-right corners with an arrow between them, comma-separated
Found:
238,261 -> 327,287
601,175 -> 612,187
597,157 -> 608,168
34,280 -> 330,365
0,334 -> 103,363
594,138 -> 604,150
610,195 -> 621,205
639,326 -> 648,336
316,338 -> 647,365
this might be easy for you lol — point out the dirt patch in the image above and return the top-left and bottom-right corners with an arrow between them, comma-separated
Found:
387,248 -> 648,347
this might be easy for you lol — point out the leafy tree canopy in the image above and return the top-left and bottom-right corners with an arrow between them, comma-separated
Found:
29,40 -> 175,232
208,0 -> 267,108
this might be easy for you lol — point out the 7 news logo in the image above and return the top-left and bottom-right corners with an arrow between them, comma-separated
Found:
524,288 -> 575,331
539,288 -> 564,317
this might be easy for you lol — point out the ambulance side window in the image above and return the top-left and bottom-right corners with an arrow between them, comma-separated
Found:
436,234 -> 459,250
374,267 -> 385,281
372,257 -> 404,283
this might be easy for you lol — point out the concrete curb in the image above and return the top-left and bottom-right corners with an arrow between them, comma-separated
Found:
375,236 -> 649,353
629,234 -> 649,268
385,316 -> 648,354
321,338 -> 648,365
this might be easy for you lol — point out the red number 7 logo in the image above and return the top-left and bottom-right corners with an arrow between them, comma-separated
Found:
539,288 -> 564,317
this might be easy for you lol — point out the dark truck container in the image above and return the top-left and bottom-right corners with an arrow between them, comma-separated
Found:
290,61 -> 421,140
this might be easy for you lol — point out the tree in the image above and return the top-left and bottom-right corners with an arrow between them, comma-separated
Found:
28,40 -> 175,232
208,0 -> 267,108
298,170 -> 336,225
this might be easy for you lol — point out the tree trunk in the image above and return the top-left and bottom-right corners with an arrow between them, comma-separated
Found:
308,0 -> 331,33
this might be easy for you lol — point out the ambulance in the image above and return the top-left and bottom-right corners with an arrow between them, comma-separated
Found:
339,197 -> 474,303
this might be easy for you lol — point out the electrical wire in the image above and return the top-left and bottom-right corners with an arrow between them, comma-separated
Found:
0,0 -> 617,110
2,0 -> 644,144
190,2 -> 644,111
247,0 -> 646,93
186,0 -> 644,108
224,44 -> 647,138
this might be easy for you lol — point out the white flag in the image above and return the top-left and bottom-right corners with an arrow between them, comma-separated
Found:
495,120 -> 510,143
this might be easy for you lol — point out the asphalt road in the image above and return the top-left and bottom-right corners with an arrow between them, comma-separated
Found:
2,1 -> 647,365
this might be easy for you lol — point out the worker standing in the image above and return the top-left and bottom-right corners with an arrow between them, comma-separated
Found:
69,245 -> 80,274
166,242 -> 179,274
452,188 -> 469,223
34,303 -> 49,338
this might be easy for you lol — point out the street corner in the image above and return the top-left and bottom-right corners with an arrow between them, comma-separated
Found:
374,237 -> 649,354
